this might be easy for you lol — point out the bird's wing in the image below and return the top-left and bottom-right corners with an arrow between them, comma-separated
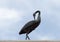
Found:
20,20 -> 36,32
22,20 -> 35,29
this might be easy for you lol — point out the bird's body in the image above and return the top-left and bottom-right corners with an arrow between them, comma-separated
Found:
19,10 -> 41,40
19,20 -> 40,34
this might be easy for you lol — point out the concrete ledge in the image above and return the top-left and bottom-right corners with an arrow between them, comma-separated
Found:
0,40 -> 60,42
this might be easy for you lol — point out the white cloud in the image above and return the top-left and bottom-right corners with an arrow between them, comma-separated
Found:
51,0 -> 60,4
37,35 -> 55,40
0,8 -> 21,20
40,36 -> 53,40
0,8 -> 24,29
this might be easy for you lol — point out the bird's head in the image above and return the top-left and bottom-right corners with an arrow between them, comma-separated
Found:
33,10 -> 41,19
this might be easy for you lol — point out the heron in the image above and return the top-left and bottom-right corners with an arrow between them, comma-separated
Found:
19,10 -> 41,40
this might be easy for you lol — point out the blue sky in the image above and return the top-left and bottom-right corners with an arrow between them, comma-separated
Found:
0,0 -> 60,40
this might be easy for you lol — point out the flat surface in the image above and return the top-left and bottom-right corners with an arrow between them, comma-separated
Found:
0,40 -> 60,42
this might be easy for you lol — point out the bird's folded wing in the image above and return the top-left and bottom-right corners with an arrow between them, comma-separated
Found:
21,21 -> 36,30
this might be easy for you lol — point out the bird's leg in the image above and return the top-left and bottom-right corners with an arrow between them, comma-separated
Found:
27,35 -> 30,40
26,33 -> 30,40
25,34 -> 27,40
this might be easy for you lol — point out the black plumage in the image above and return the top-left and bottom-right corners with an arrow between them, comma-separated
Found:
19,10 -> 41,40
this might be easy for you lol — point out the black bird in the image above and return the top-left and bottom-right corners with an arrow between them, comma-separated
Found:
19,10 -> 41,40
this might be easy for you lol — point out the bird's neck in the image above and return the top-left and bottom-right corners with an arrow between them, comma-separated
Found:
37,15 -> 41,21
35,15 -> 41,22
